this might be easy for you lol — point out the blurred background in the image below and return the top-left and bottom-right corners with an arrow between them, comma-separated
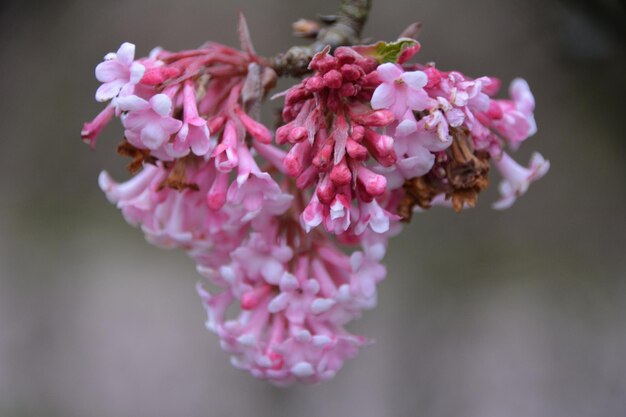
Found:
1,0 -> 625,416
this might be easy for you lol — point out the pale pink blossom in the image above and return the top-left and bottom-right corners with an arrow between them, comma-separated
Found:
95,42 -> 145,102
371,63 -> 432,118
81,104 -> 115,148
493,152 -> 550,209
118,94 -> 182,151
491,78 -> 537,147
165,80 -> 211,157
196,223 -> 388,385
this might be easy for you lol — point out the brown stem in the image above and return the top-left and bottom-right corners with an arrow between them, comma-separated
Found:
269,0 -> 372,77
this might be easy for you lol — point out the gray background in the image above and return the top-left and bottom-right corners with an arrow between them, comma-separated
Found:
1,0 -> 625,416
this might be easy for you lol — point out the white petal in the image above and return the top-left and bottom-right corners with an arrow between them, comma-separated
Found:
376,63 -> 403,83
291,362 -> 315,378
95,81 -> 123,102
115,94 -> 148,111
400,70 -> 427,89
116,42 -> 136,65
371,83 -> 395,110
141,123 -> 168,149
95,61 -> 125,83
129,62 -> 145,84
150,94 -> 172,116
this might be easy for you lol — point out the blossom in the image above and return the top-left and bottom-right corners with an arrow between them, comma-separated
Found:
95,42 -> 145,102
196,222 -> 388,385
165,80 -> 211,157
118,94 -> 183,151
492,152 -> 550,209
371,63 -> 431,119
85,34 -> 549,386
491,78 -> 537,147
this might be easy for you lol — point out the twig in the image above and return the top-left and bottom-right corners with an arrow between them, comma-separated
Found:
269,0 -> 372,77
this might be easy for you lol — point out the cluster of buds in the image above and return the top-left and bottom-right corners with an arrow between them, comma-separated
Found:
83,19 -> 548,385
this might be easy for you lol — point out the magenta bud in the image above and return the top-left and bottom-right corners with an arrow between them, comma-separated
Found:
346,138 -> 367,160
296,165 -> 320,189
276,124 -> 293,145
309,53 -> 337,73
351,110 -> 395,127
329,158 -> 352,186
236,108 -> 272,144
285,87 -> 310,106
397,43 -> 422,65
340,64 -> 361,81
339,82 -> 357,97
486,101 -> 503,120
323,70 -> 343,89
312,139 -> 334,171
357,56 -> 378,73
356,166 -> 387,197
207,115 -> 226,134
206,172 -> 229,210
289,126 -> 307,143
351,125 -> 365,142
334,47 -> 359,65
305,76 -> 325,92
316,175 -> 337,205
284,141 -> 311,177
140,67 -> 182,85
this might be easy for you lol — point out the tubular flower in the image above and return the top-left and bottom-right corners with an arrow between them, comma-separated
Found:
196,219 -> 388,385
82,15 -> 548,385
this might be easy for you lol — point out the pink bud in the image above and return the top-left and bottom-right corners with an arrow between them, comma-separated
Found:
289,126 -> 307,143
351,125 -> 365,142
309,51 -> 337,73
397,43 -> 421,65
363,129 -> 396,167
284,141 -> 311,177
340,64 -> 361,81
285,86 -> 310,106
235,107 -> 272,144
276,123 -> 293,145
356,166 -> 387,197
296,165 -> 320,189
329,157 -> 352,186
346,138 -> 367,160
339,83 -> 357,97
312,139 -> 334,171
81,105 -> 115,148
206,171 -> 229,210
334,47 -> 359,65
316,174 -> 337,205
323,70 -> 343,89
207,115 -> 226,134
241,285 -> 272,310
305,76 -> 325,92
351,110 -> 395,126
140,67 -> 182,85
486,100 -> 503,120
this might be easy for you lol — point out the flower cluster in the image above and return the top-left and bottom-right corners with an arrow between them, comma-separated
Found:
83,26 -> 548,385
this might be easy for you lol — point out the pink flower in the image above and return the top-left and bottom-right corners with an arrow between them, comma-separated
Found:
165,80 -> 211,157
118,94 -> 183,151
95,42 -> 145,102
493,152 -> 550,209
227,143 -> 293,222
81,104 -> 115,148
491,78 -> 537,147
196,223 -> 388,385
371,63 -> 431,118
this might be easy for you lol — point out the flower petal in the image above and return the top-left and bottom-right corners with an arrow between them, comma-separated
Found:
371,83 -> 395,110
376,63 -> 403,83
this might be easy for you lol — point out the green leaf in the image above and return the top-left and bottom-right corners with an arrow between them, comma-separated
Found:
353,38 -> 418,64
